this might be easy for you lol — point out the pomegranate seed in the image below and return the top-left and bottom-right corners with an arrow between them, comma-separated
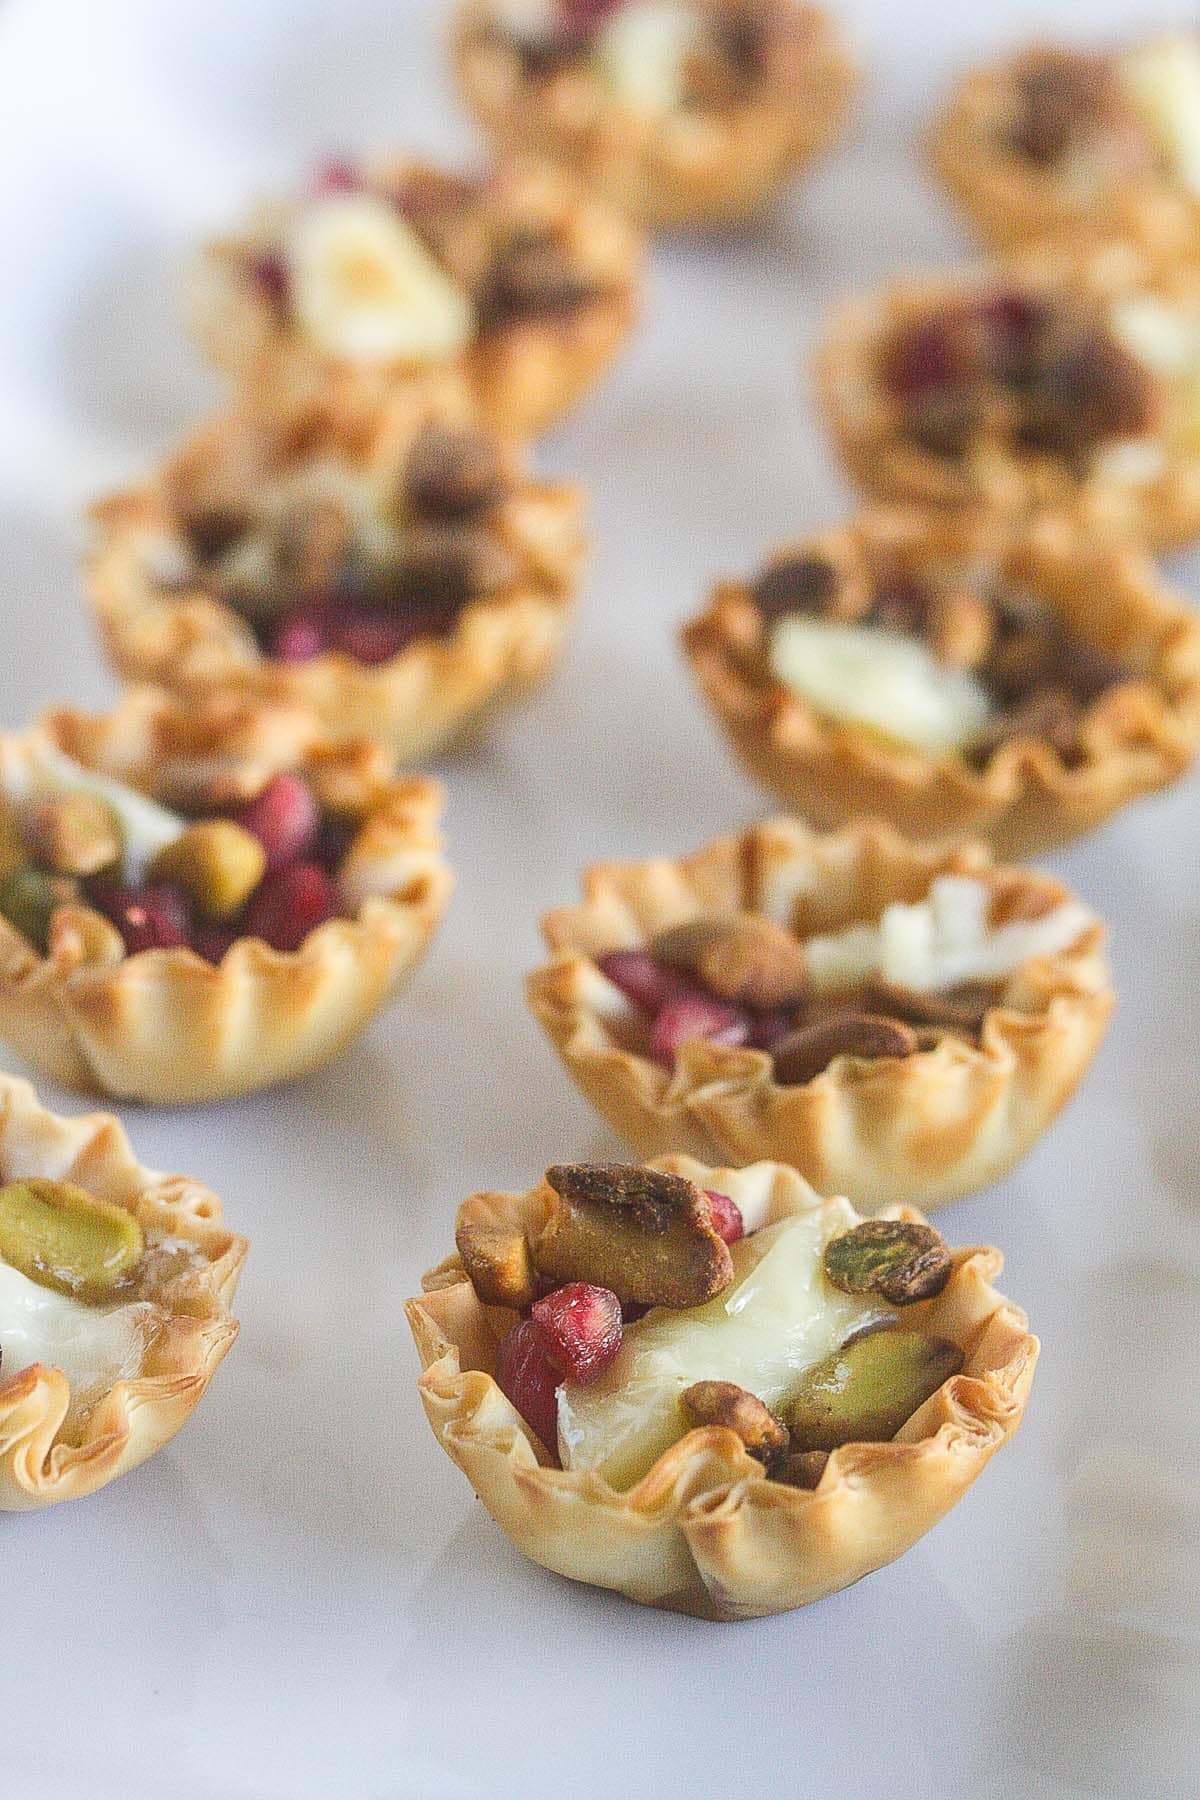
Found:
242,862 -> 340,953
330,608 -> 422,666
270,605 -> 329,664
559,0 -> 624,30
88,880 -> 192,955
314,812 -> 357,872
530,1283 -> 623,1384
494,1318 -> 561,1456
232,773 -> 319,876
192,924 -> 238,965
704,1191 -> 745,1245
746,1009 -> 796,1051
311,157 -> 361,195
883,317 -> 960,399
596,949 -> 685,1014
972,289 -> 1047,382
651,995 -> 750,1067
248,251 -> 288,311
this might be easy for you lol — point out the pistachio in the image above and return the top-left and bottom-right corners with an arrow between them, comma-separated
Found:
534,1164 -> 734,1310
0,1177 -> 144,1301
772,1012 -> 919,1086
681,1380 -> 789,1466
20,792 -> 122,877
861,977 -> 994,1038
0,867 -> 80,952
651,913 -> 809,1011
824,1220 -> 953,1306
784,1329 -> 963,1452
376,526 -> 517,611
751,554 -> 839,622
405,424 -> 507,520
455,1204 -> 538,1308
148,821 -> 267,921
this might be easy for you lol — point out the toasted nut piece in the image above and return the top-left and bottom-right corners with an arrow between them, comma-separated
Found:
0,1177 -> 144,1301
0,868 -> 80,953
681,1380 -> 789,1465
775,1450 -> 829,1489
861,977 -> 994,1037
824,1220 -> 952,1305
773,1012 -> 919,1086
928,589 -> 995,670
21,792 -> 122,877
377,526 -> 518,610
964,687 -> 1084,769
752,554 -> 840,622
784,1329 -> 963,1452
534,1164 -> 734,1310
455,1205 -> 538,1308
405,424 -> 507,520
651,913 -> 809,1011
148,821 -> 267,921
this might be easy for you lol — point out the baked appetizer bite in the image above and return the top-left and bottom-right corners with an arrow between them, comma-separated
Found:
682,509 -> 1200,854
0,688 -> 452,1103
527,818 -> 1112,1208
0,1076 -> 246,1510
450,1 -> 858,229
189,153 -> 640,435
815,239 -> 1200,548
930,32 -> 1200,255
87,385 -> 587,760
407,1156 -> 1036,1618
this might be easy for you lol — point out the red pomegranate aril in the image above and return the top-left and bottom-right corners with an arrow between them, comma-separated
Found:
242,862 -> 340,953
312,157 -> 362,195
248,251 -> 289,311
651,994 -> 751,1066
704,1190 -> 745,1245
232,773 -> 320,876
531,1283 -> 623,1384
270,605 -> 329,664
88,879 -> 192,955
331,609 -> 422,666
192,924 -> 239,965
596,949 -> 684,1015
559,0 -> 624,31
884,317 -> 960,399
746,1009 -> 795,1051
494,1317 -> 561,1456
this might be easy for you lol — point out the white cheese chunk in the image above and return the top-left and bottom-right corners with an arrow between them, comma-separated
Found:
290,195 -> 475,365
805,874 -> 1093,995
2,746 -> 184,877
0,1259 -> 153,1410
1122,36 -> 1200,196
557,1206 -> 890,1489
769,617 -> 994,754
1110,293 -> 1200,376
595,3 -> 703,114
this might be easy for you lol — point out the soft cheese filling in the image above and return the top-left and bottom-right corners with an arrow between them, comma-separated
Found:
1120,35 -> 1200,197
2,745 -> 184,877
0,1257 -> 155,1418
556,1205 -> 892,1488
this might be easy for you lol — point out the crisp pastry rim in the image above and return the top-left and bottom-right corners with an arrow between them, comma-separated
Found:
188,151 -> 643,436
84,389 -> 588,761
0,687 -> 454,1103
525,815 -> 1113,1210
680,507 -> 1200,857
813,238 -> 1200,548
406,1154 -> 1038,1620
0,1074 -> 247,1511
448,0 -> 860,229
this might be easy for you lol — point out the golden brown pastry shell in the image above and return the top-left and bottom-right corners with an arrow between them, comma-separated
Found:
0,688 -> 453,1103
526,817 -> 1112,1209
681,508 -> 1200,857
450,1 -> 859,229
926,44 -> 1200,255
85,385 -> 587,760
0,1075 -> 246,1510
189,154 -> 641,436
407,1156 -> 1037,1619
814,240 -> 1200,548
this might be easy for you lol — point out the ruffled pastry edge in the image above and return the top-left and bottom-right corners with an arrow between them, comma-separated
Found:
681,508 -> 1200,857
406,1156 -> 1037,1619
527,815 -> 1113,1209
0,695 -> 454,1102
0,1074 -> 246,1510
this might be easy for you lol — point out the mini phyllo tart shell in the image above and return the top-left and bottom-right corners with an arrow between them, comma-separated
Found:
86,383 -> 587,761
0,689 -> 452,1104
814,239 -> 1200,549
526,818 -> 1112,1209
449,1 -> 859,230
406,1157 -> 1036,1619
682,509 -> 1200,857
189,153 -> 641,437
0,1076 -> 246,1510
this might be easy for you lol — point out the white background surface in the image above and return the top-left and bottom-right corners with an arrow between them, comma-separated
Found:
1,1 -> 1198,1795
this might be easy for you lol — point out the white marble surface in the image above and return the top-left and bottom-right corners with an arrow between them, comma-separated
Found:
1,1 -> 1199,1795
